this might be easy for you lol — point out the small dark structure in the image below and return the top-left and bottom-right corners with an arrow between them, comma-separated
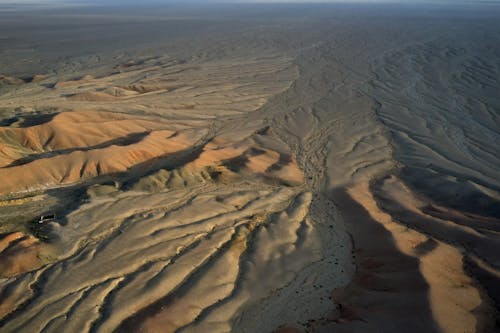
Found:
37,214 -> 56,224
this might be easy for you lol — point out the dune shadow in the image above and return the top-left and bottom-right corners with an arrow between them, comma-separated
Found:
324,187 -> 440,333
0,113 -> 59,128
18,113 -> 58,127
5,131 -> 151,168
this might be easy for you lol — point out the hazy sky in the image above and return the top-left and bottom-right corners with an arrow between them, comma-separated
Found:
1,0 -> 499,4
0,0 -> 497,2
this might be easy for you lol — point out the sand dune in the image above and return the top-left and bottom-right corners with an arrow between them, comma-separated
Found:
0,108 -> 303,196
0,111 -> 173,166
0,44 -> 348,333
67,91 -> 118,102
0,4 -> 499,333
0,76 -> 26,87
0,232 -> 48,278
323,181 -> 493,333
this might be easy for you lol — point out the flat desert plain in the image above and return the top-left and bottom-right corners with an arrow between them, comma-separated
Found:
0,3 -> 499,333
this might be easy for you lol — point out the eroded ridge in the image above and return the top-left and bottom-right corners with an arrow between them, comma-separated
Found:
1,184 -> 322,333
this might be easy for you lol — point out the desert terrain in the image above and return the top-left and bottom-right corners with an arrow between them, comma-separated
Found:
0,2 -> 499,333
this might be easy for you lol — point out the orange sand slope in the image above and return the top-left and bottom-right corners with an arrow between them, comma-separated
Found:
0,111 -> 302,196
0,232 -> 47,278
